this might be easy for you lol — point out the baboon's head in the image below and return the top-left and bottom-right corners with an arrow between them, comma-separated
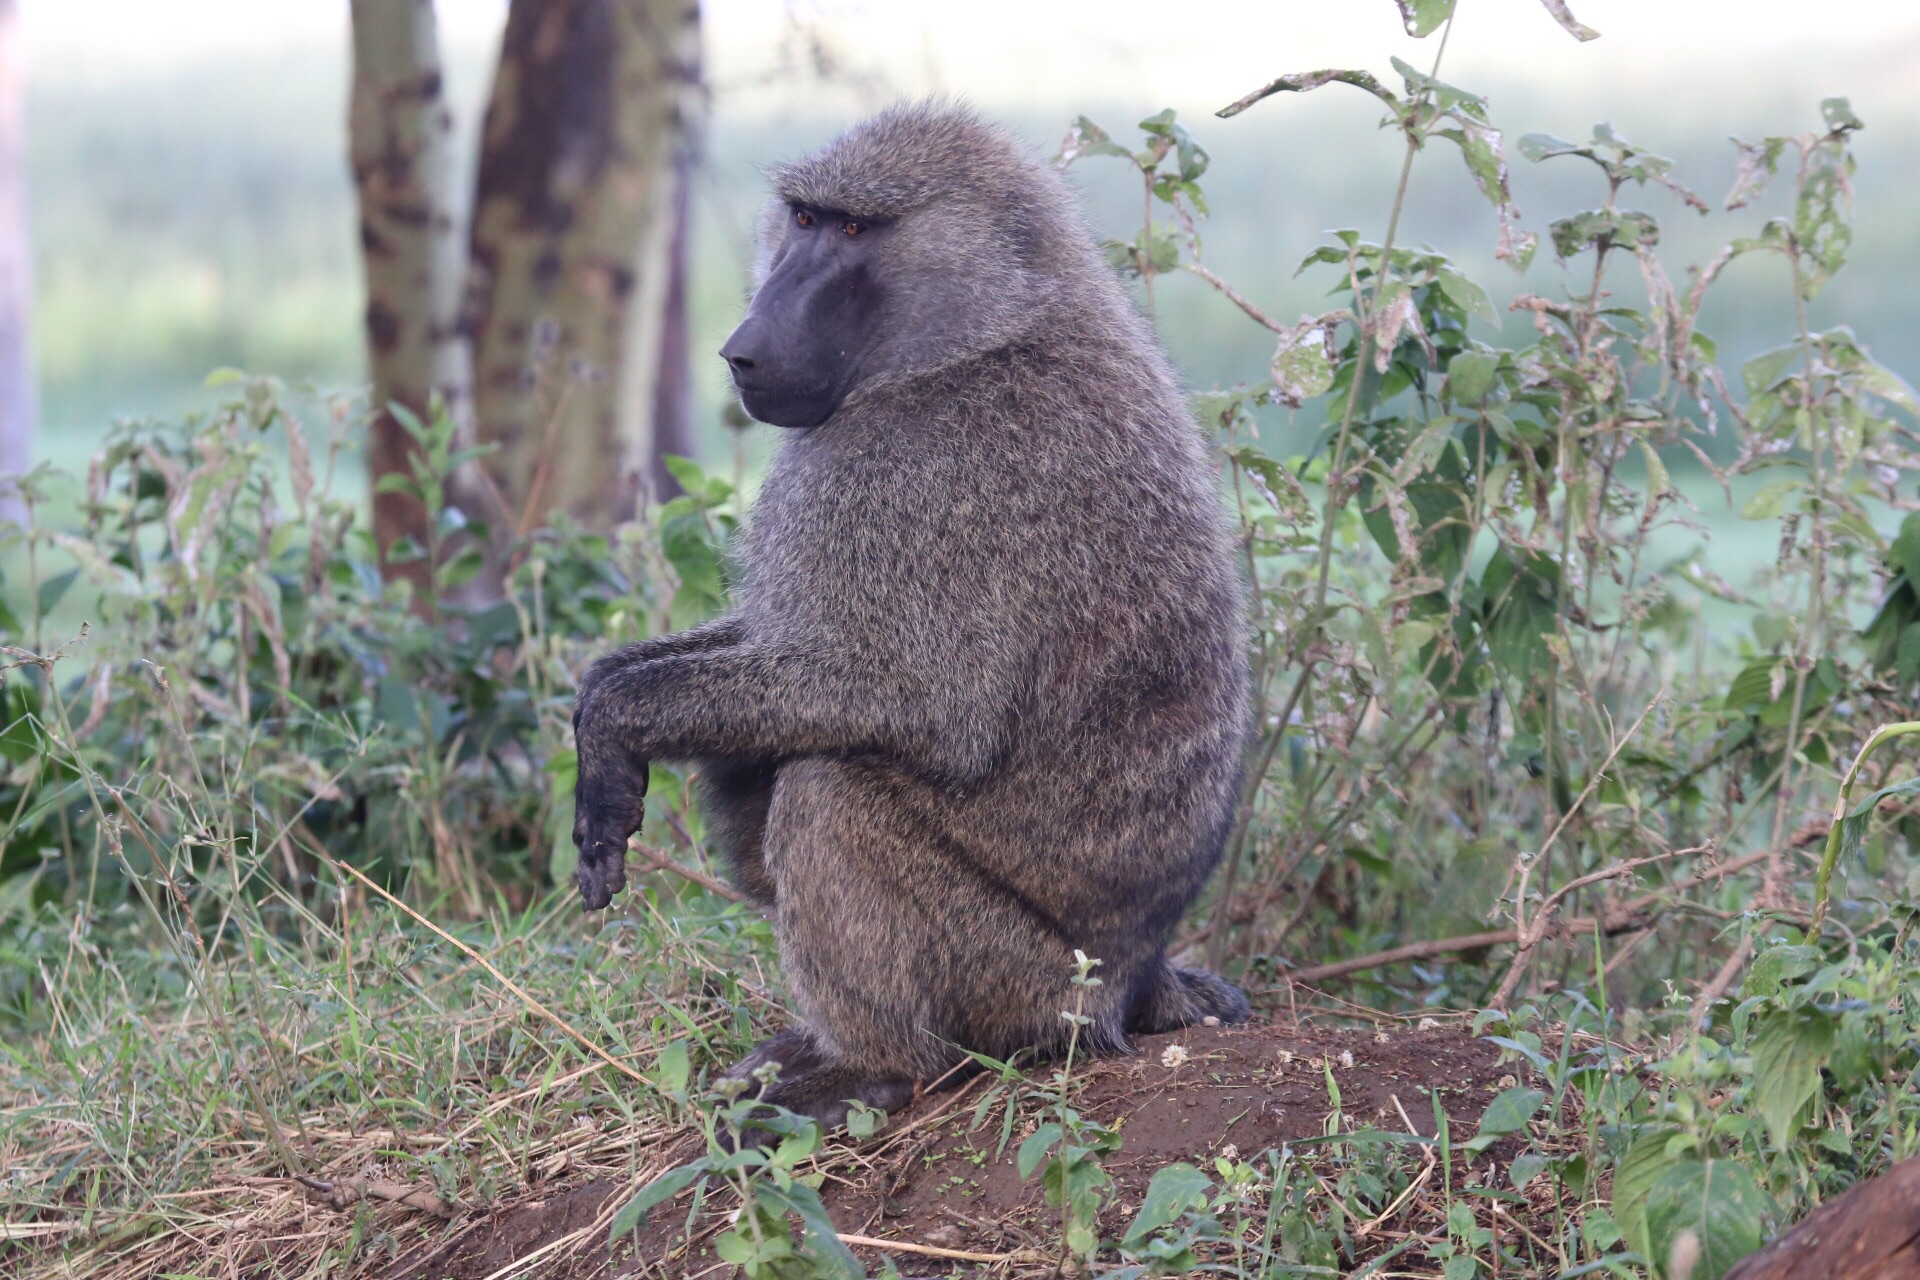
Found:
721,101 -> 1094,429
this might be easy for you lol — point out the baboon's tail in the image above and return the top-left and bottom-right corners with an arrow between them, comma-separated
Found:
1128,959 -> 1251,1035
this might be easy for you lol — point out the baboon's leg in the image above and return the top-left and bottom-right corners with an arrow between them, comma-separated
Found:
756,760 -> 1117,1116
1126,959 -> 1251,1035
695,757 -> 777,906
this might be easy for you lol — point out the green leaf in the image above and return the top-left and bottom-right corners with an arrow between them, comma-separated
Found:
1508,1152 -> 1550,1191
1018,1122 -> 1063,1180
1743,944 -> 1818,998
1123,1162 -> 1212,1245
1436,266 -> 1498,323
1749,1010 -> 1835,1150
653,1040 -> 690,1095
1644,1159 -> 1773,1280
1821,97 -> 1865,132
1448,351 -> 1499,405
1270,323 -> 1336,408
608,1163 -> 707,1238
1393,0 -> 1455,36
1611,1125 -> 1685,1261
1890,514 -> 1920,583
769,1181 -> 865,1279
1462,1086 -> 1545,1154
435,546 -> 487,591
1739,479 -> 1800,521
1829,777 -> 1920,897
35,568 -> 79,618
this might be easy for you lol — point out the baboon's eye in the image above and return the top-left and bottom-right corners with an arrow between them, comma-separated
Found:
842,220 -> 864,237
794,209 -> 815,228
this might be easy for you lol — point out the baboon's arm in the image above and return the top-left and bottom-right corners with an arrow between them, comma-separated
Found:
577,614 -> 744,684
575,643 -> 1008,786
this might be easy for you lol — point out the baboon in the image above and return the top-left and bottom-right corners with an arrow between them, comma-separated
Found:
572,102 -> 1250,1132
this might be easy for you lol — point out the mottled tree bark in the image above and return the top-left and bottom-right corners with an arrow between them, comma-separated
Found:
0,0 -> 33,528
622,45 -> 701,506
348,0 -> 470,602
464,0 -> 699,529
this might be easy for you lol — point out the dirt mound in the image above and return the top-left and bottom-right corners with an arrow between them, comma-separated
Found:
388,1019 -> 1524,1279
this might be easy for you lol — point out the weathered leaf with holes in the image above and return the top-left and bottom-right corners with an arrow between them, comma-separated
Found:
1644,1159 -> 1773,1280
1822,96 -> 1865,132
1537,0 -> 1599,39
1270,322 -> 1337,408
1726,136 -> 1788,209
1394,0 -> 1456,36
1749,1009 -> 1836,1149
1055,116 -> 1132,167
1217,68 -> 1401,119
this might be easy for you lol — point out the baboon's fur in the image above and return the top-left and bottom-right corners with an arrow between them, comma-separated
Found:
573,102 -> 1250,1129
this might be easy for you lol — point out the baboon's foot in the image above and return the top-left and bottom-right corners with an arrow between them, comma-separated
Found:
720,1028 -> 915,1147
1128,961 -> 1251,1035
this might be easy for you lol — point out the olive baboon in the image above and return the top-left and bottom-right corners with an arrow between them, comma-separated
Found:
572,102 -> 1250,1131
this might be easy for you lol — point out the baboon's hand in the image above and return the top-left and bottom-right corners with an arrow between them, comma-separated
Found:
572,765 -> 647,910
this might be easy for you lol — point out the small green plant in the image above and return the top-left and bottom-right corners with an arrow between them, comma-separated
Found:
1016,949 -> 1122,1265
610,1062 -> 878,1280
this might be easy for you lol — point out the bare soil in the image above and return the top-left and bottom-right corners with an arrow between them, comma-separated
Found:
382,1018 -> 1537,1280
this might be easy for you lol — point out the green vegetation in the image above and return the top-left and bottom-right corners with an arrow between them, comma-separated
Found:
6,4 -> 1920,1278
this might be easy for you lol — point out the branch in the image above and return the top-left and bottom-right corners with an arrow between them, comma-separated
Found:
1283,847 -> 1774,988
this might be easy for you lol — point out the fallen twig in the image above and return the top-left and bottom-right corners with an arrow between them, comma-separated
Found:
838,1232 -> 1049,1265
293,1174 -> 453,1219
635,840 -> 745,903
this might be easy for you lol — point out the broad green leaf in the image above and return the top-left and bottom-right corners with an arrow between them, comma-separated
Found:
1436,265 -> 1498,323
35,568 -> 79,618
769,1181 -> 865,1280
1448,351 -> 1499,405
1611,1125 -> 1685,1261
1830,777 -> 1920,891
653,1040 -> 690,1095
1749,1010 -> 1835,1150
1644,1159 -> 1773,1280
1508,1151 -> 1550,1191
1739,479 -> 1800,521
608,1163 -> 706,1238
1018,1122 -> 1063,1179
1123,1162 -> 1213,1245
1462,1086 -> 1546,1154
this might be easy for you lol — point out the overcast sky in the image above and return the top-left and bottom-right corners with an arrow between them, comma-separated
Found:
19,1 -> 1919,113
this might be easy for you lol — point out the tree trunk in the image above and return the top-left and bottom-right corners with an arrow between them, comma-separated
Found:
0,0 -> 34,529
621,38 -> 701,506
463,0 -> 698,531
348,0 -> 471,603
